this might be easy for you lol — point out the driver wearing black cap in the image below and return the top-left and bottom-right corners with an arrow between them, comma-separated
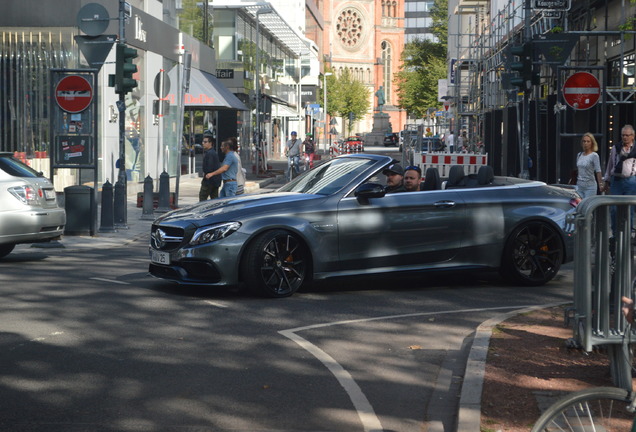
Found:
383,163 -> 406,193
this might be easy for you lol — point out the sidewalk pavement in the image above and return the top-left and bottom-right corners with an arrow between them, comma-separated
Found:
42,157 -> 289,252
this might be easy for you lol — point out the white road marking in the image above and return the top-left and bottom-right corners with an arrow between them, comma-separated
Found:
279,304 -> 542,432
90,277 -> 129,285
203,300 -> 228,308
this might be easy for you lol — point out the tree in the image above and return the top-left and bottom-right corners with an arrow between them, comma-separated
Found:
323,68 -> 370,136
394,40 -> 447,118
393,0 -> 448,119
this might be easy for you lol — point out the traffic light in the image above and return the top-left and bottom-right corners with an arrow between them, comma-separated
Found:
509,42 -> 539,91
110,43 -> 138,95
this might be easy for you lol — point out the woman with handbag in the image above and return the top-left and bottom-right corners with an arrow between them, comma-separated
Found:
603,124 -> 636,196
575,133 -> 604,198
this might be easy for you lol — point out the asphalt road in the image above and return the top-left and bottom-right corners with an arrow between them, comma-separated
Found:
0,237 -> 573,432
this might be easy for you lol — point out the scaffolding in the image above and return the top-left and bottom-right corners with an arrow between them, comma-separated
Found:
448,0 -> 636,181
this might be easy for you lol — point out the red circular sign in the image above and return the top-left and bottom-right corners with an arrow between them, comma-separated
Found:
563,72 -> 601,110
55,75 -> 93,113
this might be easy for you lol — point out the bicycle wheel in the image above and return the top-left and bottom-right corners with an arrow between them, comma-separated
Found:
531,387 -> 634,432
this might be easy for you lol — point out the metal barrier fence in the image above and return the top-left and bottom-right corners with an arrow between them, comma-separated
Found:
569,195 -> 636,389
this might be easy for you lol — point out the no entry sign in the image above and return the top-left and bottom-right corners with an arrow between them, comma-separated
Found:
563,72 -> 601,110
55,75 -> 93,113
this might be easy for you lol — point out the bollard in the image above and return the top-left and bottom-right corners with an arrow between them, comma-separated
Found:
140,175 -> 155,220
99,180 -> 116,232
156,170 -> 171,213
113,179 -> 128,229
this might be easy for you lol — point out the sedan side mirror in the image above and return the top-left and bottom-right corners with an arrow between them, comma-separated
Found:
355,183 -> 385,204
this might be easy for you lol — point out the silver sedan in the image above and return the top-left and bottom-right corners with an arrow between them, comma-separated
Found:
149,154 -> 578,297
0,153 -> 66,258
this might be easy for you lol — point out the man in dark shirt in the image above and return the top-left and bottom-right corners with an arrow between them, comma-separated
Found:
199,135 -> 222,201
383,163 -> 406,193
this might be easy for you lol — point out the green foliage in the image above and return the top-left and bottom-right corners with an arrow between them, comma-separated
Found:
179,0 -> 205,41
395,41 -> 447,118
325,68 -> 370,135
393,0 -> 448,118
429,0 -> 448,46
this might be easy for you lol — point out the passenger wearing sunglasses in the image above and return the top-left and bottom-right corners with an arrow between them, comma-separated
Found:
382,163 -> 406,193
404,165 -> 422,192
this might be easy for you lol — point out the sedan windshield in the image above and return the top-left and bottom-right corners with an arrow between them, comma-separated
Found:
277,157 -> 377,195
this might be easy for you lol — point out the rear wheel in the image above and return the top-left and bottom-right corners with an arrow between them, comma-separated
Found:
501,221 -> 564,286
531,387 -> 634,432
243,230 -> 309,298
0,244 -> 15,259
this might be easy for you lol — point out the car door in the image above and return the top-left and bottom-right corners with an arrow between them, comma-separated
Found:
335,189 -> 466,272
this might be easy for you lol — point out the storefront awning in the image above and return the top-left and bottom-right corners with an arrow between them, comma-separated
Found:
272,103 -> 299,117
167,67 -> 247,110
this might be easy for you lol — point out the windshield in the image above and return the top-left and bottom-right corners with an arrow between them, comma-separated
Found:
277,157 -> 377,195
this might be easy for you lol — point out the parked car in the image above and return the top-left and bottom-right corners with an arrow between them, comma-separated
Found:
148,154 -> 578,298
421,137 -> 445,153
0,153 -> 66,258
383,133 -> 399,147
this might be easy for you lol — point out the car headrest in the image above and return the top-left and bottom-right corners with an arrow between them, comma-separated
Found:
447,165 -> 465,187
477,165 -> 494,185
421,167 -> 440,191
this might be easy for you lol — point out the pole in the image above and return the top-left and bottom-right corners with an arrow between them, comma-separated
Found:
323,74 -> 328,153
115,0 -> 128,228
255,13 -> 261,176
519,0 -> 531,179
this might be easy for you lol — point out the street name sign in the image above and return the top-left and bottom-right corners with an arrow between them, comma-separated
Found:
532,0 -> 570,9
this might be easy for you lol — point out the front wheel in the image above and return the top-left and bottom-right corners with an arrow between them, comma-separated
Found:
501,221 -> 564,286
242,230 -> 309,298
0,244 -> 15,259
531,387 -> 634,432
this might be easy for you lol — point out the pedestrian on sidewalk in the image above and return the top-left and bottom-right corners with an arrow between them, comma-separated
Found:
575,132 -> 604,198
199,134 -> 222,201
206,137 -> 240,197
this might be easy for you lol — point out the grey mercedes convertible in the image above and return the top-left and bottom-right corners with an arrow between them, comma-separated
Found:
149,154 -> 578,298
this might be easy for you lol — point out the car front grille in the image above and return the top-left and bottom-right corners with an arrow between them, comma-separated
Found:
150,225 -> 185,251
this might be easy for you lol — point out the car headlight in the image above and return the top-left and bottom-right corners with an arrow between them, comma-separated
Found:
190,222 -> 241,246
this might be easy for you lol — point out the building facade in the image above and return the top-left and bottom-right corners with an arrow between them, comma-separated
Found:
322,0 -> 407,136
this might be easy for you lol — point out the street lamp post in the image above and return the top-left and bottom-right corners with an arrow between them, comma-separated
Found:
323,72 -> 332,153
255,6 -> 273,176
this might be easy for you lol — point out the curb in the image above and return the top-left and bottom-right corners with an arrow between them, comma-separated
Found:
456,301 -> 569,431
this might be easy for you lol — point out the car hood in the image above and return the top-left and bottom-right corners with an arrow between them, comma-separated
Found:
154,192 -> 323,226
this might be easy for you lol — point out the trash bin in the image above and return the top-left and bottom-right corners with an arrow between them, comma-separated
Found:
64,185 -> 95,236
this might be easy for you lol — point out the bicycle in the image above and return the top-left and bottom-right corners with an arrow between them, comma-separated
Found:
532,296 -> 636,431
531,386 -> 636,431
286,154 -> 300,181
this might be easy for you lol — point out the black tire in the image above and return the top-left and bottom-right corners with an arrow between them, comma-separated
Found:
531,387 -> 633,432
242,230 -> 309,298
501,221 -> 564,286
608,343 -> 635,391
0,244 -> 15,259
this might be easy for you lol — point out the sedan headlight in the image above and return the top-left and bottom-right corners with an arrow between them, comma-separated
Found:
190,222 -> 241,246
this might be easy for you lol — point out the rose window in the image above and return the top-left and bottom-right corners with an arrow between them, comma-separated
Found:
336,8 -> 363,48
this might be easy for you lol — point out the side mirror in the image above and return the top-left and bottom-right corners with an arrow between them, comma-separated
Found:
355,183 -> 385,204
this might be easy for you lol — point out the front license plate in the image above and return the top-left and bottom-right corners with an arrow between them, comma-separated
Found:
44,189 -> 56,200
151,249 -> 170,265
